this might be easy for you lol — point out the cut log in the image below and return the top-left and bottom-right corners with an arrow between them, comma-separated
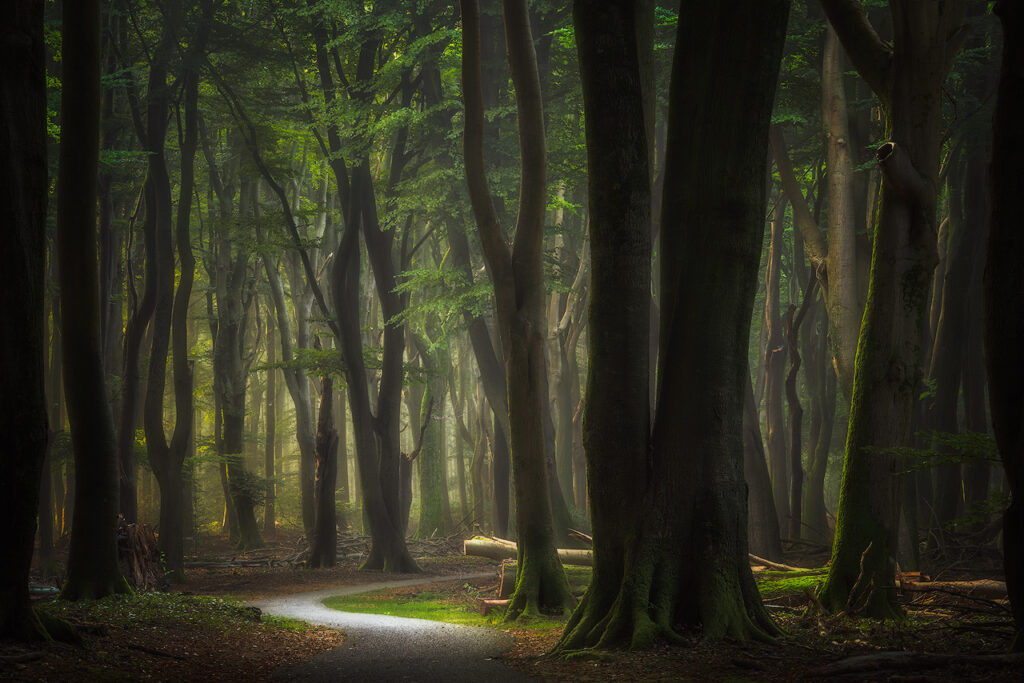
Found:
463,537 -> 593,566
499,560 -> 516,598
902,579 -> 1007,599
479,599 -> 510,616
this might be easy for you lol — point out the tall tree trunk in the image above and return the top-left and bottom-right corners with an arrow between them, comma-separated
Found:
984,0 -> 1024,652
786,280 -> 816,540
57,0 -> 129,601
802,301 -> 838,546
764,199 -> 790,532
309,375 -> 338,568
558,0 -> 788,650
146,3 -> 205,579
817,0 -> 967,618
461,0 -> 572,618
264,314 -> 276,534
744,375 -> 783,560
925,154 -> 977,536
0,0 -> 52,638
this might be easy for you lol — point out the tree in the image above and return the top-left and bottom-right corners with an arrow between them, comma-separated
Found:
0,0 -> 51,639
461,0 -> 572,617
984,0 -> 1024,652
557,0 -> 789,649
57,0 -> 130,600
308,370 -> 338,568
145,0 -> 210,579
816,0 -> 968,618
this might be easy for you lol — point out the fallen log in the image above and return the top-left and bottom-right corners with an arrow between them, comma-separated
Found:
748,553 -> 814,572
901,579 -> 1007,600
463,537 -> 593,566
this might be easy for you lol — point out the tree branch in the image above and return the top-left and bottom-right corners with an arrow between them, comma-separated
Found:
819,0 -> 893,99
770,125 -> 828,274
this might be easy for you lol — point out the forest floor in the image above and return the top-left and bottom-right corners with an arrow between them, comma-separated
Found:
7,530 -> 1019,681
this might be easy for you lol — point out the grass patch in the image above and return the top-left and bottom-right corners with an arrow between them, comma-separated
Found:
324,583 -> 565,631
38,591 -> 315,634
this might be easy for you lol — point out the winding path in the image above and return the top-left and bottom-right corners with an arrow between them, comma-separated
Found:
251,573 -> 537,682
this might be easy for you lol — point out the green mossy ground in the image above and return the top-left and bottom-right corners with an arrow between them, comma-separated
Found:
38,591 -> 311,634
324,584 -> 565,631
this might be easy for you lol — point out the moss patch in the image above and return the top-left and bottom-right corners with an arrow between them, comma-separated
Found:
755,571 -> 825,599
324,580 -> 565,631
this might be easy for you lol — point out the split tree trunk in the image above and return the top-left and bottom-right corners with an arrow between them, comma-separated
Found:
557,0 -> 788,650
460,0 -> 571,617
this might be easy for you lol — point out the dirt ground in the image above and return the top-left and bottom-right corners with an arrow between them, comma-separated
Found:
6,530 -> 1019,681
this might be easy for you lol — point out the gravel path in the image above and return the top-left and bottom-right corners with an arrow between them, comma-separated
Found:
251,573 -> 537,682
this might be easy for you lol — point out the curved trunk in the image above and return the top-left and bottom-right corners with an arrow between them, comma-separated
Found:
460,0 -> 571,616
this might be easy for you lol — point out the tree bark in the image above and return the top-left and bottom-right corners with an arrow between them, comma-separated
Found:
557,0 -> 788,650
984,0 -> 1024,652
309,375 -> 338,568
0,0 -> 51,639
817,0 -> 968,618
461,0 -> 572,617
744,375 -> 783,560
786,279 -> 817,540
764,198 -> 790,532
57,0 -> 129,601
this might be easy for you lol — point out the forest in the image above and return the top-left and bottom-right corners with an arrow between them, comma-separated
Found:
2,0 -> 1023,680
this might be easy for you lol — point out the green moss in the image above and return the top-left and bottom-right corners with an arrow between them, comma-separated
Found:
755,574 -> 824,599
323,587 -> 565,631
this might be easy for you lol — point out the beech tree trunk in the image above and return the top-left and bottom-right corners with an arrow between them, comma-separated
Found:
557,0 -> 788,650
744,376 -> 783,560
461,0 -> 571,617
309,375 -> 338,568
817,0 -> 967,618
0,0 -> 51,639
764,199 -> 790,532
984,0 -> 1024,652
57,0 -> 129,601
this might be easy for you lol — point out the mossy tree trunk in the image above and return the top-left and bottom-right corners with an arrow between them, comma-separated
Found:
557,0 -> 787,651
817,0 -> 967,618
461,0 -> 572,618
57,0 -> 130,601
0,0 -> 51,639
984,0 -> 1024,651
